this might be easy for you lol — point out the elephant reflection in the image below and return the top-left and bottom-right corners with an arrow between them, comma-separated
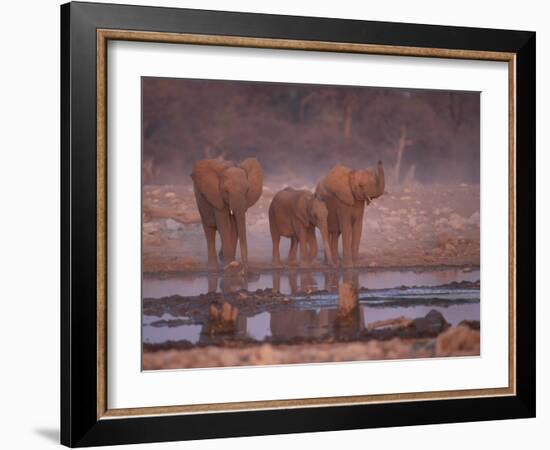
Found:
207,271 -> 260,294
271,271 -> 318,294
269,307 -> 365,340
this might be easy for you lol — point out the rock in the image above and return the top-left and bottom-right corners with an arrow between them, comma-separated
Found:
468,211 -> 480,227
164,192 -> 176,198
221,302 -> 238,322
165,218 -> 183,231
458,320 -> 480,330
209,304 -> 219,321
143,234 -> 162,246
338,282 -> 358,316
207,302 -> 238,334
143,221 -> 160,234
448,214 -> 465,230
436,325 -> 480,356
444,242 -> 457,253
409,309 -> 450,336
366,219 -> 380,232
368,316 -> 413,331
463,266 -> 473,273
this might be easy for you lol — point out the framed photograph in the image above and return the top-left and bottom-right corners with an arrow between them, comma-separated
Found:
61,1 -> 535,447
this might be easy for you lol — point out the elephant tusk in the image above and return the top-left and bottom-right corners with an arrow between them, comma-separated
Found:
230,209 -> 234,216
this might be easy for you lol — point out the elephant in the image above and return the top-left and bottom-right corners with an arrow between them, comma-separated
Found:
191,157 -> 263,269
315,161 -> 385,268
268,187 -> 334,267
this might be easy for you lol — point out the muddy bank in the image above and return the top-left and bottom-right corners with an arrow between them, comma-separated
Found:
142,278 -> 480,370
143,182 -> 480,273
143,279 -> 480,325
142,324 -> 480,370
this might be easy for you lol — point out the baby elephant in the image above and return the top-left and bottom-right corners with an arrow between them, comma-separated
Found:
269,188 -> 334,267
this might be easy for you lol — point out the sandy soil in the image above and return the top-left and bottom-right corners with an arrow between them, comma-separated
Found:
142,324 -> 480,370
142,180 -> 480,273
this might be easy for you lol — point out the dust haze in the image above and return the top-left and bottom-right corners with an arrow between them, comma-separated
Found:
142,77 -> 480,271
143,77 -> 480,187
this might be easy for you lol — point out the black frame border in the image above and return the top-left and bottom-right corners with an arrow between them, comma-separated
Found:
61,2 -> 535,447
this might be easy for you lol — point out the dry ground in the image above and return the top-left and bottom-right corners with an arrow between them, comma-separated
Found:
143,179 -> 480,273
143,324 -> 480,369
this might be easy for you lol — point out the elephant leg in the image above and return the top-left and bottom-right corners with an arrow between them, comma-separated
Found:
339,216 -> 353,268
272,272 -> 281,293
202,224 -> 218,269
298,231 -> 310,268
214,210 -> 236,264
288,237 -> 298,266
207,272 -> 219,292
271,229 -> 282,267
329,232 -> 339,266
308,229 -> 318,263
351,215 -> 363,265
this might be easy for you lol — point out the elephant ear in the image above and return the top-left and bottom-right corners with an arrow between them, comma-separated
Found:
239,158 -> 264,208
322,164 -> 355,206
191,159 -> 231,210
295,191 -> 312,227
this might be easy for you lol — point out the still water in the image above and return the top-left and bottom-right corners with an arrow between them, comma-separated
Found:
143,268 -> 480,347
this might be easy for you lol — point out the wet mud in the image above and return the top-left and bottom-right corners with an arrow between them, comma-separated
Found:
142,268 -> 480,369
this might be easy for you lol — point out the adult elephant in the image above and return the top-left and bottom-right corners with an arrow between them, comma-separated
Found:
191,157 -> 263,269
316,161 -> 385,268
268,188 -> 334,268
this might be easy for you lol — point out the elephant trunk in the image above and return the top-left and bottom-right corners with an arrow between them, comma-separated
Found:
235,210 -> 248,267
376,161 -> 385,197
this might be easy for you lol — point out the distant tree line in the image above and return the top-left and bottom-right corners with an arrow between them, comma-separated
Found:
142,77 -> 480,184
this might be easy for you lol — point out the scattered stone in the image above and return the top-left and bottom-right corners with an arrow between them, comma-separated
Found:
165,218 -> 183,231
468,211 -> 480,227
367,316 -> 413,331
435,325 -> 480,356
206,302 -> 239,334
408,309 -> 450,337
458,320 -> 480,330
448,214 -> 466,230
